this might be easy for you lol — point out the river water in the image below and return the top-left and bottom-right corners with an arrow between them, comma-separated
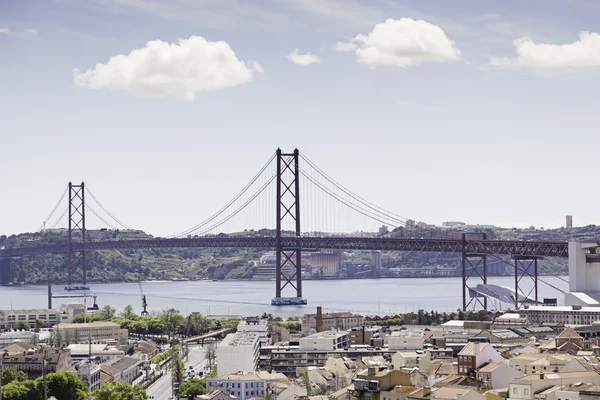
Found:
0,276 -> 569,317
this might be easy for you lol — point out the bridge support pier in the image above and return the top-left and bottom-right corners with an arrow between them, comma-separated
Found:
462,233 -> 488,311
513,256 -> 538,309
68,182 -> 87,286
273,149 -> 306,306
0,258 -> 12,286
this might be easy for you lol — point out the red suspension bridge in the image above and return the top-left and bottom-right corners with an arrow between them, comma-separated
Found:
0,149 -> 569,310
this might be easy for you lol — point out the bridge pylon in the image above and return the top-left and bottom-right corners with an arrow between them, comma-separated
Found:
272,149 -> 306,306
513,256 -> 539,309
462,233 -> 488,311
68,182 -> 86,286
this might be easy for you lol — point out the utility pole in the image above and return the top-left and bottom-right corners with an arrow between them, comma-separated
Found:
43,350 -> 48,400
1,355 -> 3,400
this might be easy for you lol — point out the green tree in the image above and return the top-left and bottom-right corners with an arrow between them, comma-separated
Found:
184,312 -> 211,336
171,351 -> 185,396
34,319 -> 44,332
16,321 -> 30,331
1,368 -> 28,385
161,308 -> 184,339
101,305 -> 117,319
120,305 -> 137,320
1,381 -> 33,400
179,378 -> 207,398
40,371 -> 88,400
146,317 -> 168,336
92,381 -> 148,400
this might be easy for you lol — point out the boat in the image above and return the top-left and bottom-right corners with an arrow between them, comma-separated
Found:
271,297 -> 308,306
64,285 -> 90,291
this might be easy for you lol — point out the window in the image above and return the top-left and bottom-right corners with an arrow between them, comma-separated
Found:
524,388 -> 529,395
513,388 -> 518,394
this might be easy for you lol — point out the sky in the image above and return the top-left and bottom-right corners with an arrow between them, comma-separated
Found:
1,0 -> 600,237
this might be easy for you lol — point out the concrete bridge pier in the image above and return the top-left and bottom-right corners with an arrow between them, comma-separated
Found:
0,258 -> 12,285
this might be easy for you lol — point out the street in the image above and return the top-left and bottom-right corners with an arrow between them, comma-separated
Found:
146,345 -> 208,400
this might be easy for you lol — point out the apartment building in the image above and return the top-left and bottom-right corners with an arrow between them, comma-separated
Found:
237,318 -> 270,346
388,331 -> 424,351
349,326 -> 382,346
100,356 -> 145,384
457,342 -> 503,376
217,332 -> 260,376
53,321 -> 128,346
509,371 -> 600,400
0,348 -> 71,379
301,311 -> 364,335
75,360 -> 101,392
521,305 -> 600,325
206,371 -> 287,400
299,331 -> 349,351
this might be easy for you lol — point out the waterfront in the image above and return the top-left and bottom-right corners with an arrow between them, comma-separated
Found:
0,276 -> 569,317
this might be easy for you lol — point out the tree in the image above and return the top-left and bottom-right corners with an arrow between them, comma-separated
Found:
161,308 -> 184,339
206,341 -> 217,370
120,305 -> 137,320
1,368 -> 28,385
184,312 -> 211,336
171,351 -> 185,397
179,378 -> 207,398
146,317 -> 167,336
34,319 -> 44,332
101,305 -> 116,319
92,381 -> 148,400
16,321 -> 30,331
1,381 -> 35,400
41,371 -> 88,400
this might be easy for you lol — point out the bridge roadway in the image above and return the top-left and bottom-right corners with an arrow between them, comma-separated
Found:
0,236 -> 569,258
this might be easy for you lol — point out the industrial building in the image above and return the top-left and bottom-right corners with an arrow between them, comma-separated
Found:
53,321 -> 128,346
300,307 -> 364,335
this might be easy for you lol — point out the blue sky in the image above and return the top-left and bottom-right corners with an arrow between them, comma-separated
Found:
1,0 -> 600,236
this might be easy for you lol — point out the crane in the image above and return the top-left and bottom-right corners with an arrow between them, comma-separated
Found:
139,280 -> 149,316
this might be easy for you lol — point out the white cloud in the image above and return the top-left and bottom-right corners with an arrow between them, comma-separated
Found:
73,35 -> 263,100
286,49 -> 321,66
490,31 -> 600,69
0,28 -> 9,34
333,41 -> 356,52
334,18 -> 460,67
24,29 -> 37,35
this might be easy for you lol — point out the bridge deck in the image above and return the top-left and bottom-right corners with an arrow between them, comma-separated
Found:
0,237 -> 569,258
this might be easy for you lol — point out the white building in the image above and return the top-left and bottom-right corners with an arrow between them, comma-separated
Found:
237,318 -> 269,346
0,302 -> 85,330
0,331 -> 39,346
206,371 -> 287,400
388,331 -> 423,351
53,321 -> 128,346
100,356 -> 145,384
566,241 -> 600,306
298,331 -> 349,351
509,371 -> 600,400
75,360 -> 101,392
521,305 -> 600,325
217,332 -> 260,376
476,362 -> 523,389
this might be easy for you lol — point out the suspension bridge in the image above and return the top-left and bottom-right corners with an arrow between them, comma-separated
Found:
0,149 -> 569,310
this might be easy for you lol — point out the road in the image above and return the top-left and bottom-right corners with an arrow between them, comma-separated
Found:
146,345 -> 208,400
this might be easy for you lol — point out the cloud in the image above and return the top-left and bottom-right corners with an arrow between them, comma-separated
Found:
24,29 -> 37,35
286,49 -> 321,66
73,35 -> 263,100
490,31 -> 600,69
334,18 -> 460,67
0,28 -> 8,34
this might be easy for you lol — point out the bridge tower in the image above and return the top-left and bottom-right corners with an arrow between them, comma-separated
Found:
68,182 -> 86,286
273,149 -> 306,306
513,256 -> 539,309
462,233 -> 488,311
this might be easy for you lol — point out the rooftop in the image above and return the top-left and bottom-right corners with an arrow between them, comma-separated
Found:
0,308 -> 61,315
303,330 -> 348,340
518,371 -> 600,380
524,305 -> 600,312
478,362 -> 501,373
56,322 -> 120,328
103,356 -> 143,372
220,332 -> 259,347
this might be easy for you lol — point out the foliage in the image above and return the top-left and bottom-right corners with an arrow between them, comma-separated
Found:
275,321 -> 301,333
161,308 -> 184,339
91,381 -> 148,400
120,304 -> 137,320
34,319 -> 44,332
181,312 -> 213,337
150,345 -> 181,364
364,309 -> 492,327
16,321 -> 29,331
1,369 -> 28,385
171,351 -> 185,396
101,305 -> 117,319
179,378 -> 206,398
0,372 -> 87,400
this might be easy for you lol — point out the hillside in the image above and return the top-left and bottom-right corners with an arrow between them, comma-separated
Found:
1,224 -> 597,284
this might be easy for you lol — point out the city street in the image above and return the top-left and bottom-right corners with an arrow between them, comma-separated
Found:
146,345 -> 208,400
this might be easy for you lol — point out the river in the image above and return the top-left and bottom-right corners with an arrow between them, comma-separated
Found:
0,276 -> 569,317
